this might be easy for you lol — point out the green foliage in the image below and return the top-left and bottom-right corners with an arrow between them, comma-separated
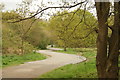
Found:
2,23 -> 35,54
48,9 -> 97,48
2,11 -> 22,22
2,11 -> 50,54
40,48 -> 97,78
1,52 -> 46,68
38,40 -> 48,49
25,20 -> 50,49
107,15 -> 114,37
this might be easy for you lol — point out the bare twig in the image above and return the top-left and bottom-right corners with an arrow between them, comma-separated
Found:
68,1 -> 88,38
64,5 -> 83,31
8,1 -> 87,23
23,12 -> 43,36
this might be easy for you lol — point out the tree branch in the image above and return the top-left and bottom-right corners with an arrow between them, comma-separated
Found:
73,27 -> 97,39
68,1 -> 88,38
8,1 -> 87,23
23,12 -> 43,36
108,25 -> 114,31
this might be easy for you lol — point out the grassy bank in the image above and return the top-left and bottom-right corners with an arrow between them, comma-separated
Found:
40,48 -> 97,78
1,52 -> 46,68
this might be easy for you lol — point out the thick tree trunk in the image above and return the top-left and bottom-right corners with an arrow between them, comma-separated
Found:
95,1 -> 120,78
95,2 -> 110,78
106,2 -> 120,78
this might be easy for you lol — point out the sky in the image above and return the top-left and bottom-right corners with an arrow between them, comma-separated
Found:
0,0 -> 97,19
0,0 -> 118,20
0,0 -> 69,11
0,0 -> 116,11
0,0 -> 23,11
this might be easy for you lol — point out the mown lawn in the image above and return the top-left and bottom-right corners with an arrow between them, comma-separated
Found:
40,48 -> 97,78
1,52 -> 46,68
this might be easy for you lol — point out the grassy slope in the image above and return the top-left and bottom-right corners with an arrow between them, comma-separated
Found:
40,48 -> 97,78
1,52 -> 46,68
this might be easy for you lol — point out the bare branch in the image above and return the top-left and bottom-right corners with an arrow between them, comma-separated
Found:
84,16 -> 98,28
8,1 -> 87,23
68,1 -> 88,38
108,11 -> 114,17
63,5 -> 83,32
23,12 -> 43,36
108,25 -> 113,31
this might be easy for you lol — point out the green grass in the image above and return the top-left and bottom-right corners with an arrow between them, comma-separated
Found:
40,48 -> 97,78
1,52 -> 46,68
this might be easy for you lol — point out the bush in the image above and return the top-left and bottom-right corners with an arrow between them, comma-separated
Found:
38,40 -> 48,49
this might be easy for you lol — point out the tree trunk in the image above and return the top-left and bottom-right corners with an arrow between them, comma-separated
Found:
95,1 -> 120,78
21,37 -> 24,54
64,46 -> 67,51
106,2 -> 120,78
95,2 -> 110,78
64,41 -> 67,51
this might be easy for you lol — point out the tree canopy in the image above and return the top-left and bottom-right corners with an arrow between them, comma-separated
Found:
48,9 -> 97,50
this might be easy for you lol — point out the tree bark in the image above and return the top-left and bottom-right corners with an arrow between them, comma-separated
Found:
95,2 -> 110,78
95,1 -> 120,78
106,2 -> 120,78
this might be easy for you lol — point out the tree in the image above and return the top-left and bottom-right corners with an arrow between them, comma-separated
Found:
6,0 -> 120,78
14,0 -> 35,54
48,10 -> 97,51
25,20 -> 50,49
95,1 -> 120,78
2,11 -> 35,55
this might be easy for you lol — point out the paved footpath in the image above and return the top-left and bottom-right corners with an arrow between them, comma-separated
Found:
1,48 -> 86,78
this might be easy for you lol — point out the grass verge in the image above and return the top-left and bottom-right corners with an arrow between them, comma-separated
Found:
39,48 -> 97,78
1,52 -> 46,68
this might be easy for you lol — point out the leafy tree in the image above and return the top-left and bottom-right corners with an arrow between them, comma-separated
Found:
2,10 -> 50,54
48,10 -> 97,51
10,0 -> 35,54
25,20 -> 50,49
2,22 -> 34,55
4,0 -> 120,78
2,11 -> 22,22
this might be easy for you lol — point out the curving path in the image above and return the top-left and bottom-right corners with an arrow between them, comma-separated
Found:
2,48 -> 86,78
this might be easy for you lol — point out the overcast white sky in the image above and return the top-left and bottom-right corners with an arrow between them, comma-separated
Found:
0,0 -> 22,11
0,0 -> 87,18
0,0 -> 58,19
0,0 -> 116,10
0,0 -> 71,11
0,0 -> 97,19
